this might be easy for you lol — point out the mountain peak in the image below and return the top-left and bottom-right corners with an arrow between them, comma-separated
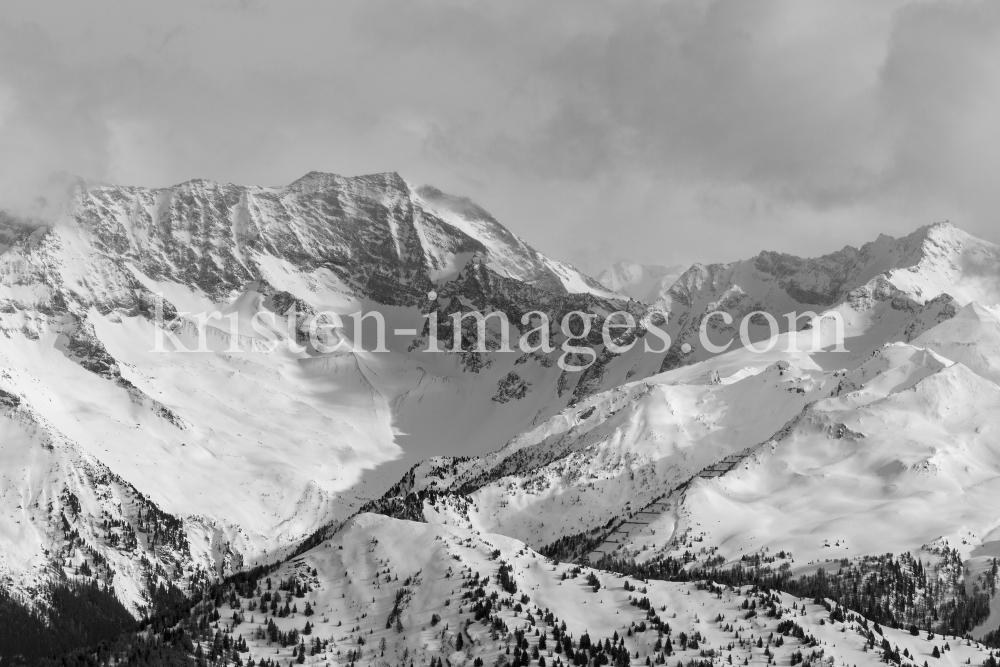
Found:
876,221 -> 1000,307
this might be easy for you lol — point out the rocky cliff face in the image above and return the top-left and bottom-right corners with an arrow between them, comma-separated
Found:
37,172 -> 613,312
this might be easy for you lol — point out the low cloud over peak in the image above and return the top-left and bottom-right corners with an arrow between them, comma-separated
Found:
2,1 -> 999,272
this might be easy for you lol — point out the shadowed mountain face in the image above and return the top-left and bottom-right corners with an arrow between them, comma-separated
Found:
3,173 -> 1000,666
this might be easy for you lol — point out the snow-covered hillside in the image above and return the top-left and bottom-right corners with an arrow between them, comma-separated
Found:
203,513 -> 1000,667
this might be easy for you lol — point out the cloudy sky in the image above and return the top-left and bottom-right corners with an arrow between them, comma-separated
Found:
1,0 -> 999,274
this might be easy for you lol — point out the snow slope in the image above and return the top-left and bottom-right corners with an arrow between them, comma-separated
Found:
912,302 -> 1000,386
210,512 -> 998,667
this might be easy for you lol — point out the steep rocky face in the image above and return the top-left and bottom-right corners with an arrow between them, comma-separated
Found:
42,172 -> 611,314
60,172 -> 449,308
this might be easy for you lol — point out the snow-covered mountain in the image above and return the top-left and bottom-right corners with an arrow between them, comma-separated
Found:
653,222 -> 999,371
0,172 -> 653,613
597,261 -> 686,303
3,173 -> 1000,667
415,186 -> 618,298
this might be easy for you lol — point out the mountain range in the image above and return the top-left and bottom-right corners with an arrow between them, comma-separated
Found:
2,172 -> 1000,667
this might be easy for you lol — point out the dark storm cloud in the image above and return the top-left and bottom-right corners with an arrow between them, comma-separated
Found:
0,1 -> 998,270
